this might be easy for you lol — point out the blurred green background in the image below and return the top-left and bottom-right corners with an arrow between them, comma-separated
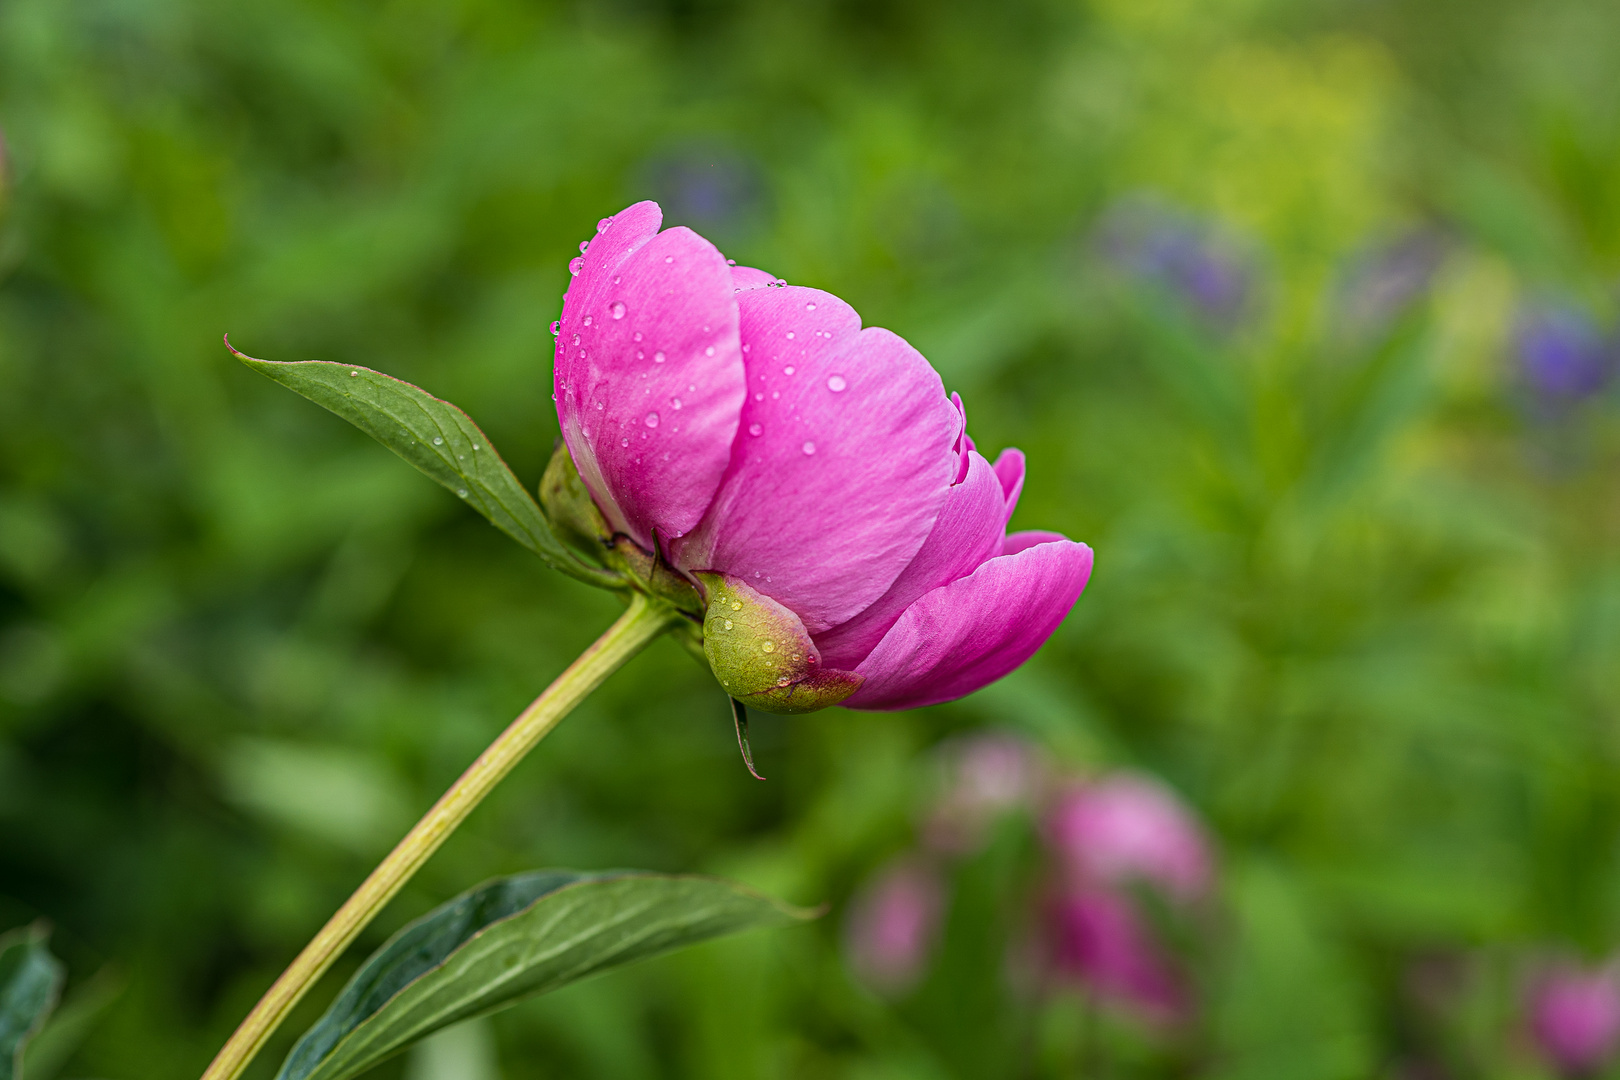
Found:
3,0 -> 1620,1076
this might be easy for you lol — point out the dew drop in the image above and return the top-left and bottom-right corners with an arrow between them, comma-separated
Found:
731,601 -> 742,611
671,397 -> 682,410
610,301 -> 626,320
802,441 -> 816,455
644,412 -> 659,428
827,375 -> 847,392
786,331 -> 796,340
654,351 -> 666,363
704,346 -> 716,357
761,641 -> 776,654
579,240 -> 590,253
549,321 -> 561,336
583,315 -> 593,327
805,301 -> 817,311
633,331 -> 643,342
754,392 -> 764,401
456,488 -> 468,498
432,436 -> 443,445
748,423 -> 763,436
572,334 -> 580,346
784,366 -> 796,375
636,350 -> 644,360
777,677 -> 791,687
724,619 -> 734,630
791,653 -> 802,662
568,257 -> 584,276
597,217 -> 613,231
621,437 -> 630,447
664,255 -> 674,264
349,369 -> 359,377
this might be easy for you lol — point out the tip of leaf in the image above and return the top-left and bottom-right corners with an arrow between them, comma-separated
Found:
223,333 -> 265,363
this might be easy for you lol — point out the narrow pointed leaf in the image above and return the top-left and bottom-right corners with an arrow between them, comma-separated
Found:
277,870 -> 814,1080
231,344 -> 620,588
0,924 -> 66,1080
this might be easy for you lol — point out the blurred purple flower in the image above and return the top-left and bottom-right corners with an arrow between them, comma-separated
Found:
1046,773 -> 1212,905
1043,887 -> 1185,1020
1515,304 -> 1614,404
1338,231 -> 1446,334
921,733 -> 1040,856
640,143 -> 765,238
1528,962 -> 1620,1076
1096,199 -> 1253,325
844,857 -> 946,995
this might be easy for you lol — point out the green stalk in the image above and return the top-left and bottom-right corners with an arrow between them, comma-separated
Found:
200,593 -> 680,1080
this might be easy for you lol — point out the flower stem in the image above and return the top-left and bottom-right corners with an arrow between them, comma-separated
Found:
200,593 -> 680,1080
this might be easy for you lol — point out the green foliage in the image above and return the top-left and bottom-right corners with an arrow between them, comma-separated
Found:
2,0 -> 1619,1077
279,871 -> 811,1080
0,924 -> 63,1079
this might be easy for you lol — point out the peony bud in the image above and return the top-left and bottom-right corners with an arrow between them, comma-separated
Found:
844,858 -> 946,995
1528,962 -> 1620,1076
1046,773 -> 1212,905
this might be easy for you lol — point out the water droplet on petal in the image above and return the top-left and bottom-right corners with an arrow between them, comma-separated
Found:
571,334 -> 580,346
786,331 -> 795,340
583,315 -> 592,327
621,437 -> 630,447
802,441 -> 816,455
664,255 -> 675,263
754,392 -> 764,401
579,240 -> 590,253
827,375 -> 847,392
645,412 -> 659,428
761,641 -> 776,653
805,301 -> 817,311
610,301 -> 626,320
549,321 -> 561,336
784,366 -> 795,375
568,257 -> 584,276
654,351 -> 666,363
749,423 -> 763,436
633,331 -> 643,342
597,217 -> 613,231
671,398 -> 682,409
704,346 -> 715,357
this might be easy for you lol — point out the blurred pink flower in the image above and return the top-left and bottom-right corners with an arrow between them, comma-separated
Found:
844,858 -> 946,994
1046,773 -> 1212,905
922,733 -> 1040,855
554,202 -> 1092,712
1528,962 -> 1620,1075
1044,887 -> 1185,1020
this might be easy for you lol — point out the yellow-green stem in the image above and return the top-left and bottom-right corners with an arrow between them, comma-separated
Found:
200,593 -> 679,1080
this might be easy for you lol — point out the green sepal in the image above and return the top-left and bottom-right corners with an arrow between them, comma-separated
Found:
695,572 -> 862,715
230,342 -> 621,590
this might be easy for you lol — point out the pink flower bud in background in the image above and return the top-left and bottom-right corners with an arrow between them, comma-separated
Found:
844,858 -> 946,995
1043,888 -> 1185,1021
921,733 -> 1039,856
1528,962 -> 1620,1075
555,203 -> 1093,713
1046,773 -> 1212,905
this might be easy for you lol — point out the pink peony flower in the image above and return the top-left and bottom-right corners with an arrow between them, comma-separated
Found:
553,203 -> 1092,714
1046,773 -> 1212,905
844,858 -> 947,995
921,733 -> 1040,856
1528,962 -> 1620,1075
1043,887 -> 1185,1020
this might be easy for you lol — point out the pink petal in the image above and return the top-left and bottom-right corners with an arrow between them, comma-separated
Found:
672,286 -> 961,634
845,538 -> 1093,710
730,265 -> 778,291
949,392 -> 975,483
1003,530 -> 1065,557
555,202 -> 744,549
992,448 -> 1025,526
815,450 -> 1007,670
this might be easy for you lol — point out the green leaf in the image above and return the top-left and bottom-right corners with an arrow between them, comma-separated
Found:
0,923 -> 66,1080
277,870 -> 815,1080
230,343 -> 620,588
